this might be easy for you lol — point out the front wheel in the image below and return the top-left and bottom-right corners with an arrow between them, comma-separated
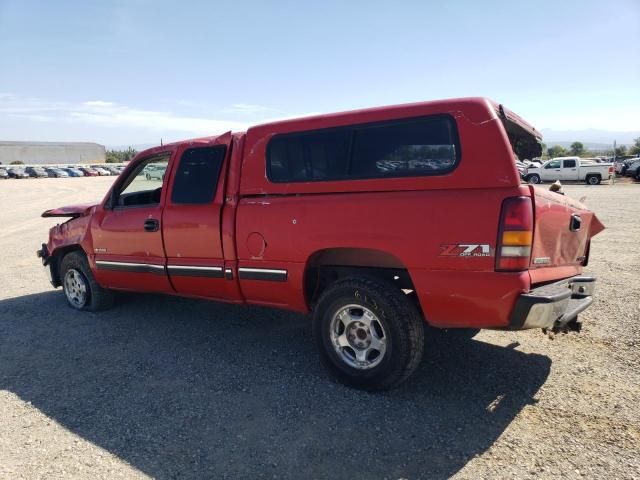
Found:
60,251 -> 113,311
527,174 -> 541,184
312,277 -> 424,391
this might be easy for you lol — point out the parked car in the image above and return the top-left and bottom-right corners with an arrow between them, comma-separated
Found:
624,159 -> 640,180
46,168 -> 69,178
91,166 -> 111,176
144,164 -> 166,180
103,165 -> 121,175
24,166 -> 48,178
8,168 -> 29,178
514,160 -> 527,178
80,167 -> 99,177
525,156 -> 614,185
37,97 -> 604,391
0,168 -> 8,179
522,159 -> 542,169
616,157 -> 640,175
64,168 -> 85,177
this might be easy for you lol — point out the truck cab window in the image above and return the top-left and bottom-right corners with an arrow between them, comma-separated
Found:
564,159 -> 576,168
171,146 -> 226,204
545,160 -> 561,169
116,155 -> 169,207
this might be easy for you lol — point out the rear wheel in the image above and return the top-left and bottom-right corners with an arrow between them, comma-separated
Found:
312,277 -> 424,391
586,175 -> 601,185
527,174 -> 541,184
60,251 -> 113,311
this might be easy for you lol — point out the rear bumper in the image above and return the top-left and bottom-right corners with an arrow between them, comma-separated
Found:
509,276 -> 595,330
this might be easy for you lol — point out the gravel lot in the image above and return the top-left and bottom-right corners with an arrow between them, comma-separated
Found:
0,177 -> 639,479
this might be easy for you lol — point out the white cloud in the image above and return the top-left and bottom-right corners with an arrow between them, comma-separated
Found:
0,93 -> 249,134
83,100 -> 114,107
221,103 -> 276,115
0,93 -> 320,143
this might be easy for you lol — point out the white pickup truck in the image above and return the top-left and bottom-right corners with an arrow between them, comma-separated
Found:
525,156 -> 614,185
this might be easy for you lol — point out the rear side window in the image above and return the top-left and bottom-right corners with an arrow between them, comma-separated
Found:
267,115 -> 459,182
268,129 -> 351,181
564,159 -> 576,168
171,146 -> 226,204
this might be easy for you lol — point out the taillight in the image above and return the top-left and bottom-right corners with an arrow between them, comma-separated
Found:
496,196 -> 533,271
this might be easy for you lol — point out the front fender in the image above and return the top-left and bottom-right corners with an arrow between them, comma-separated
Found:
45,215 -> 94,285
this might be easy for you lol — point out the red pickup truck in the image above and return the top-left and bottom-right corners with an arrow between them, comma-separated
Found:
37,97 -> 604,390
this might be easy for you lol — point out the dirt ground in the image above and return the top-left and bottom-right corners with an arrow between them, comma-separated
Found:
0,177 -> 638,479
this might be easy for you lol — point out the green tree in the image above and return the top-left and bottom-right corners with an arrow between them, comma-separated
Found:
570,141 -> 585,156
547,145 -> 567,158
10,160 -> 24,165
615,145 -> 627,157
106,147 -> 138,163
630,137 -> 640,155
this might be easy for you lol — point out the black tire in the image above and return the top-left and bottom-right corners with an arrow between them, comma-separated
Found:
527,174 -> 541,184
586,175 -> 601,185
312,276 -> 424,391
60,251 -> 114,311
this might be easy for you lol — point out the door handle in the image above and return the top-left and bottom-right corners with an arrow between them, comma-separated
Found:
144,218 -> 159,232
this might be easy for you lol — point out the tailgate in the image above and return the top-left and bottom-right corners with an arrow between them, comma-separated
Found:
529,186 -> 604,271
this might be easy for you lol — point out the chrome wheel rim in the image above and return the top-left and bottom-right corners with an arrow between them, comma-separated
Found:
329,304 -> 387,370
588,176 -> 598,185
530,175 -> 540,184
64,269 -> 88,308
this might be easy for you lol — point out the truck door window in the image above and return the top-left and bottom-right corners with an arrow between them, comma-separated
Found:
116,155 -> 169,207
171,146 -> 226,204
564,159 -> 576,168
545,160 -> 561,169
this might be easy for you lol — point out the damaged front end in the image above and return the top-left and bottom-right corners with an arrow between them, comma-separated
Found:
37,203 -> 97,287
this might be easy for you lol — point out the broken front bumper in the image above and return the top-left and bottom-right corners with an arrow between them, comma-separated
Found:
510,276 -> 595,330
36,243 -> 55,286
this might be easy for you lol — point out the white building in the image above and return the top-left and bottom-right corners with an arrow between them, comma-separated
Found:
0,141 -> 106,165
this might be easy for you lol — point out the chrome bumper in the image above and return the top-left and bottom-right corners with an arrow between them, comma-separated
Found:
510,276 -> 595,330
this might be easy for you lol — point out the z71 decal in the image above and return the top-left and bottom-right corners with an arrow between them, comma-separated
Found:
440,244 -> 493,257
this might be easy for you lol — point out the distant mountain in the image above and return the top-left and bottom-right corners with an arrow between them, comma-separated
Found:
541,128 -> 639,146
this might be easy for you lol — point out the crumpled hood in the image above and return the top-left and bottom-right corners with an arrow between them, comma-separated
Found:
41,203 -> 97,218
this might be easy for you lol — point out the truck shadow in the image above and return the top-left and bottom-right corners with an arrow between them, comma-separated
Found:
0,291 -> 551,479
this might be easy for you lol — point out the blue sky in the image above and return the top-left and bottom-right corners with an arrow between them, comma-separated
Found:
1,0 -> 638,146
